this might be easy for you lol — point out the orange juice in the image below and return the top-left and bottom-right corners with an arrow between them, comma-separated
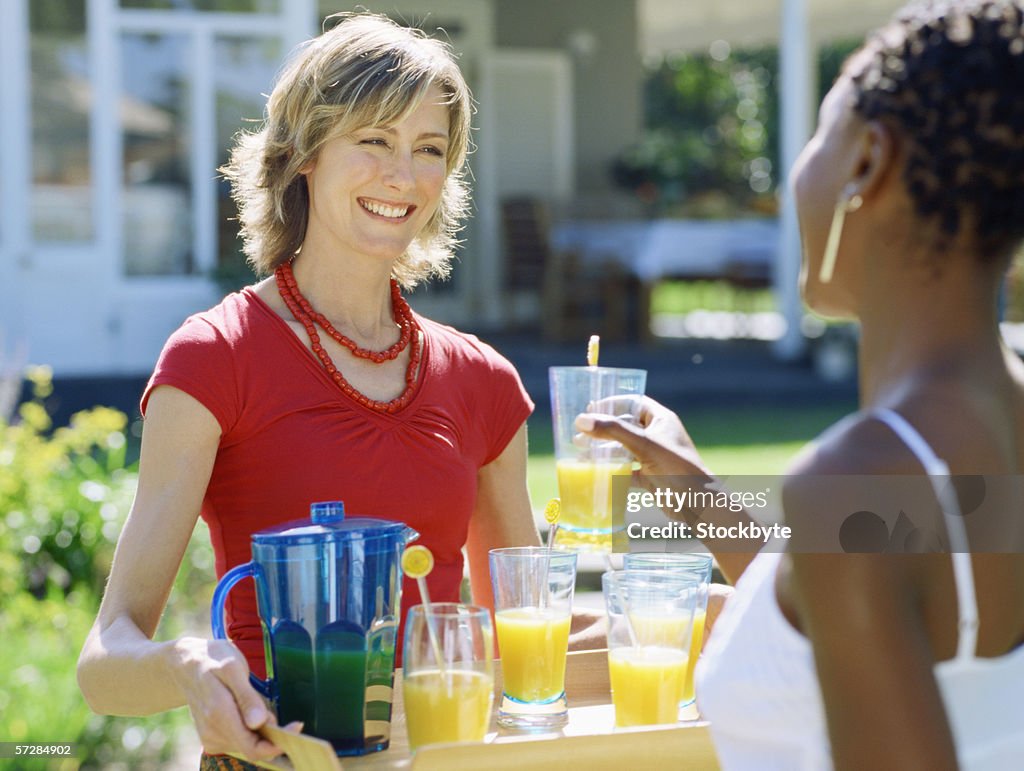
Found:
555,458 -> 632,550
403,669 -> 493,750
495,608 -> 572,702
608,646 -> 688,726
682,608 -> 706,705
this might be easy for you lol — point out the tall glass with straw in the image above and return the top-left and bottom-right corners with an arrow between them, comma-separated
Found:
401,546 -> 494,750
549,335 -> 646,552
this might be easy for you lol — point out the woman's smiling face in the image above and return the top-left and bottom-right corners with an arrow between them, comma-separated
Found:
301,84 -> 451,263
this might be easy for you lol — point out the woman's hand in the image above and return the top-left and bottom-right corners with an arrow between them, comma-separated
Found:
575,396 -> 711,484
170,636 -> 289,762
577,398 -> 759,583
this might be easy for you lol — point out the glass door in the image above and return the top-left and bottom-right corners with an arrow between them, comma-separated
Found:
101,0 -> 309,373
0,0 -> 31,391
114,1 -> 292,281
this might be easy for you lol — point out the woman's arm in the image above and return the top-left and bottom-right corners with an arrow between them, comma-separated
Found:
464,422 -> 541,613
782,433 -> 960,769
76,386 -> 283,762
789,551 -> 958,770
780,418 -> 959,770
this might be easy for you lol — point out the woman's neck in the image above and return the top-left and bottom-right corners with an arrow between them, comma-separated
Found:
856,258 -> 1004,407
288,245 -> 400,347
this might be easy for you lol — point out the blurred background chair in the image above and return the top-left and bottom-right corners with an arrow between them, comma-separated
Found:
500,196 -> 642,343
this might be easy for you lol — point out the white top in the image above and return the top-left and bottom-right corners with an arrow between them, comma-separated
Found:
695,409 -> 1024,770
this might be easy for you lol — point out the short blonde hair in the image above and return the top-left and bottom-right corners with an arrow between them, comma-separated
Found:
221,13 -> 473,287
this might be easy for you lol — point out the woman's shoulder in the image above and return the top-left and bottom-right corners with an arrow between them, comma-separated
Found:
778,409 -> 938,552
195,285 -> 264,327
166,286 -> 267,347
145,289 -> 266,427
416,315 -> 518,371
786,409 -> 924,479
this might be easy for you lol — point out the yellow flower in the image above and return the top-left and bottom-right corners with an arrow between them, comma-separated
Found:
18,402 -> 51,433
24,365 -> 53,399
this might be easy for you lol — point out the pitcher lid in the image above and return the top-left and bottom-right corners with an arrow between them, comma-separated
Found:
252,500 -> 415,546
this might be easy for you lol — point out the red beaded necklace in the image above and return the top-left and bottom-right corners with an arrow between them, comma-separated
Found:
275,261 -> 422,414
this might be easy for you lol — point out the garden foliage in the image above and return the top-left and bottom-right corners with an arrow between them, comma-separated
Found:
0,368 -> 214,769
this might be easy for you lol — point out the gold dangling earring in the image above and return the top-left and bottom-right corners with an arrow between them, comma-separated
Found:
818,192 -> 863,284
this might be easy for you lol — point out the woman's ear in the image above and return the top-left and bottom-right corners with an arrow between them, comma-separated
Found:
297,154 -> 316,176
848,120 -> 898,202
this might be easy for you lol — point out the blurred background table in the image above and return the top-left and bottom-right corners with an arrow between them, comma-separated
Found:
550,218 -> 778,284
546,218 -> 778,342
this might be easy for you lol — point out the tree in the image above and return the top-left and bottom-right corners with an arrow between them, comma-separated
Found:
611,40 -> 860,217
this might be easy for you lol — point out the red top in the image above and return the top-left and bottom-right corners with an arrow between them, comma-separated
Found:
142,288 -> 532,676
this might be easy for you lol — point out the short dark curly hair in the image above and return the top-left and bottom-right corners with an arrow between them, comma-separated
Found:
849,0 -> 1024,259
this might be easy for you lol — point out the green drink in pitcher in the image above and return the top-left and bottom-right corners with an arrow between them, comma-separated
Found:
210,505 -> 416,757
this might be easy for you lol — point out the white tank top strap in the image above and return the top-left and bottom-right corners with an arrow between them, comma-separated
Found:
871,408 -> 979,661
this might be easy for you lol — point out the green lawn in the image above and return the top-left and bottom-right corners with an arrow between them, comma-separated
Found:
526,402 -> 854,506
650,279 -> 776,315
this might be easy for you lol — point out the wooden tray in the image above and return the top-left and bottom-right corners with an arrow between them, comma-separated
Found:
245,650 -> 720,770
360,651 -> 720,769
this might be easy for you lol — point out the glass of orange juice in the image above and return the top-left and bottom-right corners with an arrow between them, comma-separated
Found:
623,552 -> 712,708
489,547 -> 578,729
602,569 -> 700,728
402,603 -> 494,751
549,366 -> 647,552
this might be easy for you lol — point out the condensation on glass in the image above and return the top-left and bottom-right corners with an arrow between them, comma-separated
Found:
31,0 -> 92,242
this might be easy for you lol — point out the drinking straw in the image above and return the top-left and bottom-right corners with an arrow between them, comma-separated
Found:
586,334 -> 600,461
401,546 -> 446,679
587,334 -> 600,367
585,336 -> 639,646
544,497 -> 561,551
540,498 -> 561,611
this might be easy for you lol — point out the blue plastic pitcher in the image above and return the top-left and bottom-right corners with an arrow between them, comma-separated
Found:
211,501 -> 418,756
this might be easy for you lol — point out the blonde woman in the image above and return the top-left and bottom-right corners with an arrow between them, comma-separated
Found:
78,14 -> 542,767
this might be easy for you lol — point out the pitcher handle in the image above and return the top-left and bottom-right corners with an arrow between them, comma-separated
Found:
210,561 -> 272,697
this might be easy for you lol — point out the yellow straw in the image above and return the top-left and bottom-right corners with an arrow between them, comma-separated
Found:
402,546 -> 446,678
541,498 -> 561,609
587,334 -> 600,367
586,335 -> 601,445
544,497 -> 561,551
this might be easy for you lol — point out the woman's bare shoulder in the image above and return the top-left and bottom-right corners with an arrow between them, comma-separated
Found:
786,410 -> 922,479
781,409 -> 944,555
